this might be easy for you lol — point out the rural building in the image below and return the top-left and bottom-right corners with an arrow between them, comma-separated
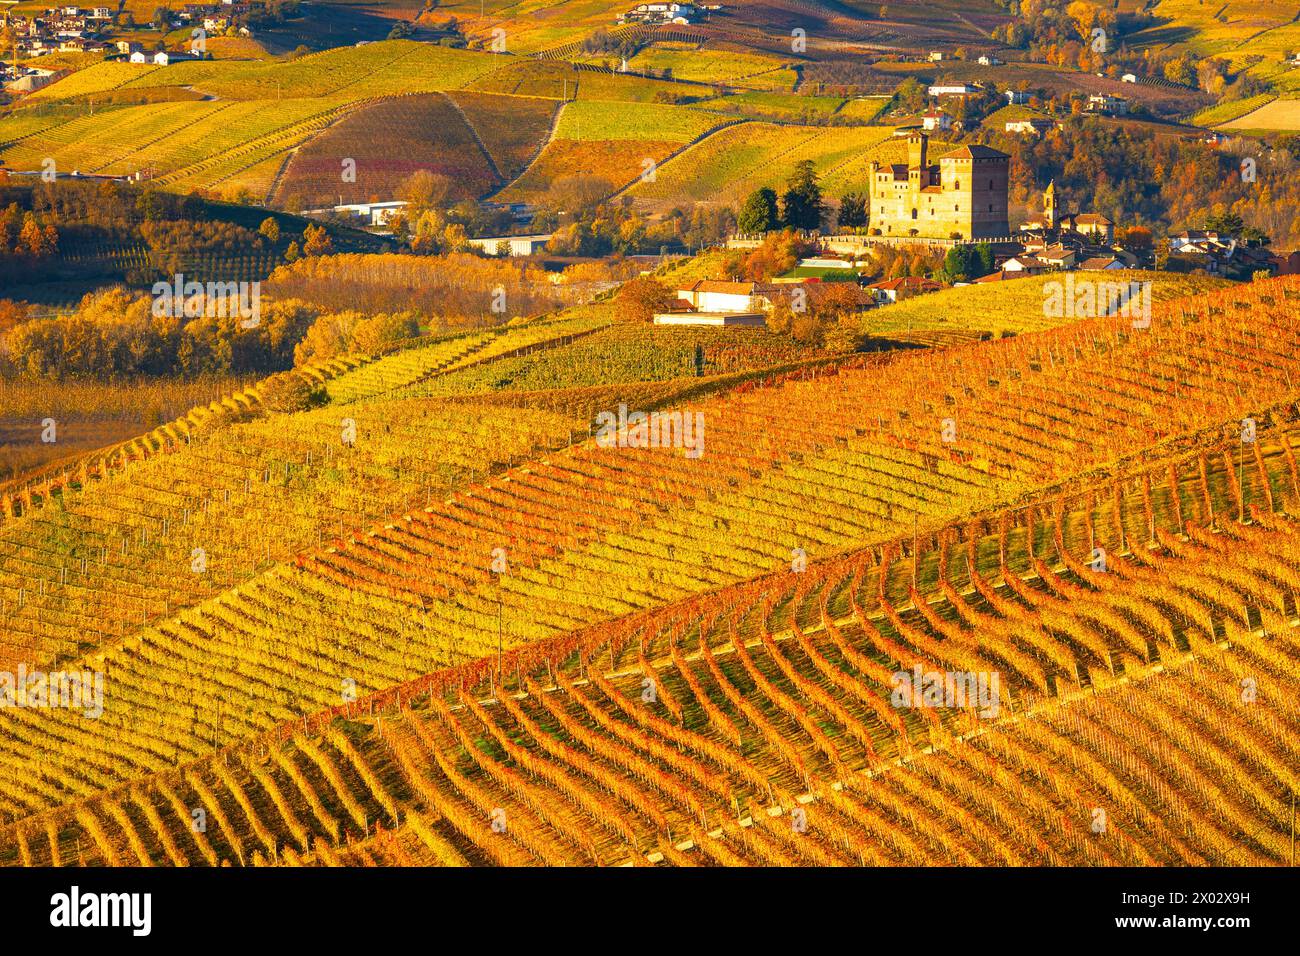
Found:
1080,256 -> 1124,271
154,51 -> 170,65
1170,230 -> 1225,253
866,276 -> 944,304
867,132 -> 1010,240
303,200 -> 410,228
3,70 -> 57,93
928,51 -> 945,62
1002,255 -> 1048,274
928,83 -> 980,97
464,234 -> 553,256
129,51 -> 147,62
977,55 -> 1003,66
1038,244 -> 1077,269
973,269 -> 1027,284
1019,182 -> 1115,244
1069,213 -> 1114,243
921,110 -> 952,132
1004,117 -> 1056,136
618,3 -> 699,24
677,280 -> 778,314
1086,93 -> 1129,115
1121,73 -> 1137,83
1005,90 -> 1030,104
653,312 -> 765,328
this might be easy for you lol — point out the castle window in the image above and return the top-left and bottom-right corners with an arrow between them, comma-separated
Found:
911,209 -> 918,220
989,180 -> 994,190
988,204 -> 994,212
954,180 -> 960,190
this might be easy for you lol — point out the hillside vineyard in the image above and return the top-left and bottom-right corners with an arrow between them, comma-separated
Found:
0,280 -> 1295,857
1,2 -> 1299,902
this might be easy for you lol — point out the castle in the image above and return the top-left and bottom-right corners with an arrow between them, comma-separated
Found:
868,132 -> 1010,240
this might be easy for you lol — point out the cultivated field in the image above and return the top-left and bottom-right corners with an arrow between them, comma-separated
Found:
0,277 -> 1297,866
1220,98 -> 1300,132
268,93 -> 554,209
627,122 -> 895,206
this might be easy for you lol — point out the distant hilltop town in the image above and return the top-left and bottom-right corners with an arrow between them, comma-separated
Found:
1,3 -> 251,61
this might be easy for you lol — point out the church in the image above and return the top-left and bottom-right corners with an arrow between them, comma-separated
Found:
868,132 -> 1010,240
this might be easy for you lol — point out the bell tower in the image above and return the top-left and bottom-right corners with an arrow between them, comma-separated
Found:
1043,180 -> 1058,230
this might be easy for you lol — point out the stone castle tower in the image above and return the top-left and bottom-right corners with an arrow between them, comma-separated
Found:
1043,180 -> 1058,230
868,132 -> 1010,240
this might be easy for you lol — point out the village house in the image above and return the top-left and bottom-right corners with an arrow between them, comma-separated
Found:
652,280 -> 775,326
1005,89 -> 1031,105
464,234 -> 554,257
1001,255 -> 1049,275
928,83 -> 980,98
1004,117 -> 1056,136
1169,230 -> 1225,253
865,276 -> 944,304
618,3 -> 700,24
921,110 -> 952,132
1086,93 -> 1129,115
977,55 -> 1003,66
973,269 -> 1028,284
677,280 -> 778,314
1038,244 -> 1077,270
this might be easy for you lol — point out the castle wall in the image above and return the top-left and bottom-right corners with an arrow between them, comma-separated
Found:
869,141 -> 1009,240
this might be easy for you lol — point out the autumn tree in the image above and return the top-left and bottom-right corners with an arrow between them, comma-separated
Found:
616,276 -> 674,323
398,170 -> 455,211
301,224 -> 334,257
259,217 -> 281,244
